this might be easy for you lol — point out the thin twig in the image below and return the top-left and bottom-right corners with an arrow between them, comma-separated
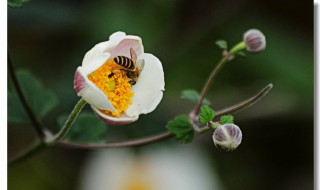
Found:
8,140 -> 46,166
58,132 -> 173,149
46,98 -> 87,145
8,53 -> 46,140
193,57 -> 228,114
215,83 -> 273,116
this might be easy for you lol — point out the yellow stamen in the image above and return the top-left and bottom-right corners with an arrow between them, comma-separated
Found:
88,59 -> 134,117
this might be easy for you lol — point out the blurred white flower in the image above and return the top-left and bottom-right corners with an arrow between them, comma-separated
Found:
74,31 -> 165,125
79,146 -> 224,190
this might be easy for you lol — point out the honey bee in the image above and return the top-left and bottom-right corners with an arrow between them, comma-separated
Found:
111,48 -> 144,85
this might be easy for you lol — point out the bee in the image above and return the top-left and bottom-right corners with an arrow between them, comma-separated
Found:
111,48 -> 145,85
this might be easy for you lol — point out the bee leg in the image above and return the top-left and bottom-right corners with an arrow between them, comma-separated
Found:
108,73 -> 114,78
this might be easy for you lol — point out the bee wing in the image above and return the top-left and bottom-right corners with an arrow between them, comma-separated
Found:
136,59 -> 145,72
130,48 -> 137,62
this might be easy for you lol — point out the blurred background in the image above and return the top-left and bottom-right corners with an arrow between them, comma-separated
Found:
8,0 -> 313,190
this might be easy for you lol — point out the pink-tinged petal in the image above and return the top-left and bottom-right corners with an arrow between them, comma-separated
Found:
109,31 -> 126,45
75,67 -> 116,111
92,107 -> 139,125
125,53 -> 165,117
110,37 -> 144,58
74,68 -> 86,94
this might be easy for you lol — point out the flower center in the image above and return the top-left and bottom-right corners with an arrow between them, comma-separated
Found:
88,59 -> 134,117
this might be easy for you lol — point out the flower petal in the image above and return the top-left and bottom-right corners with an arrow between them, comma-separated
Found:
111,37 -> 144,58
74,67 -> 116,111
125,53 -> 165,117
109,31 -> 126,45
92,106 -> 139,125
82,42 -> 113,74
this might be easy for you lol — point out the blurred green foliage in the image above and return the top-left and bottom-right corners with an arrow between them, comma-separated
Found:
8,0 -> 313,190
8,70 -> 58,124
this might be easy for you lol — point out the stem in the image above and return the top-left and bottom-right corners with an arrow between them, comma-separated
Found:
9,98 -> 87,165
9,84 -> 272,154
58,132 -> 173,149
8,140 -> 46,165
194,57 -> 228,114
193,41 -> 246,115
8,53 -> 46,140
215,83 -> 273,116
46,98 -> 87,145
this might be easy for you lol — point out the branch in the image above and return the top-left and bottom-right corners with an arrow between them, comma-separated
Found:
215,83 -> 273,116
8,53 -> 46,140
58,132 -> 173,149
56,83 -> 273,149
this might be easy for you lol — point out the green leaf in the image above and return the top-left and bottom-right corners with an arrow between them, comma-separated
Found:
181,89 -> 211,105
220,115 -> 234,124
166,115 -> 194,143
8,92 -> 29,123
199,105 -> 215,123
8,71 -> 58,124
237,51 -> 246,57
8,0 -> 29,8
215,40 -> 228,49
58,113 -> 107,143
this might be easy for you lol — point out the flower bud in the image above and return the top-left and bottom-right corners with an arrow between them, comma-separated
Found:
212,124 -> 242,152
243,29 -> 266,53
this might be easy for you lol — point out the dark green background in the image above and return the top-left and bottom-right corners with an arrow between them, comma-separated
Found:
8,0 -> 314,190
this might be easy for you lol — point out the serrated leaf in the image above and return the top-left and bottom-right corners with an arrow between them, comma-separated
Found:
220,115 -> 234,124
58,113 -> 107,143
199,105 -> 215,123
181,89 -> 211,105
215,40 -> 228,49
8,0 -> 29,8
166,115 -> 194,143
8,71 -> 58,124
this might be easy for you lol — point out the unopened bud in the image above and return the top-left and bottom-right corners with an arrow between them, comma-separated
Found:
212,124 -> 242,152
243,29 -> 266,53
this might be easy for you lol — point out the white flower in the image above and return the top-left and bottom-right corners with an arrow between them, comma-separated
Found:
79,146 -> 224,190
74,32 -> 165,125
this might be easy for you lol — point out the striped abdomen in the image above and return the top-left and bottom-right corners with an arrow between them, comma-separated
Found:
113,56 -> 135,70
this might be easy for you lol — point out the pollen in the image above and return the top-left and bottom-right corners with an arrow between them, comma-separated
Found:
88,59 -> 134,117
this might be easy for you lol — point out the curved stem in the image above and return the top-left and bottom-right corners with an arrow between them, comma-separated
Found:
56,84 -> 273,149
8,53 -> 46,140
215,83 -> 273,116
9,98 -> 87,165
194,57 -> 228,114
58,131 -> 173,149
193,41 -> 246,115
46,98 -> 87,145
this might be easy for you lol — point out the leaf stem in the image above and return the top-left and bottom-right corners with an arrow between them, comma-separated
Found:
8,53 -> 46,140
46,98 -> 87,145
